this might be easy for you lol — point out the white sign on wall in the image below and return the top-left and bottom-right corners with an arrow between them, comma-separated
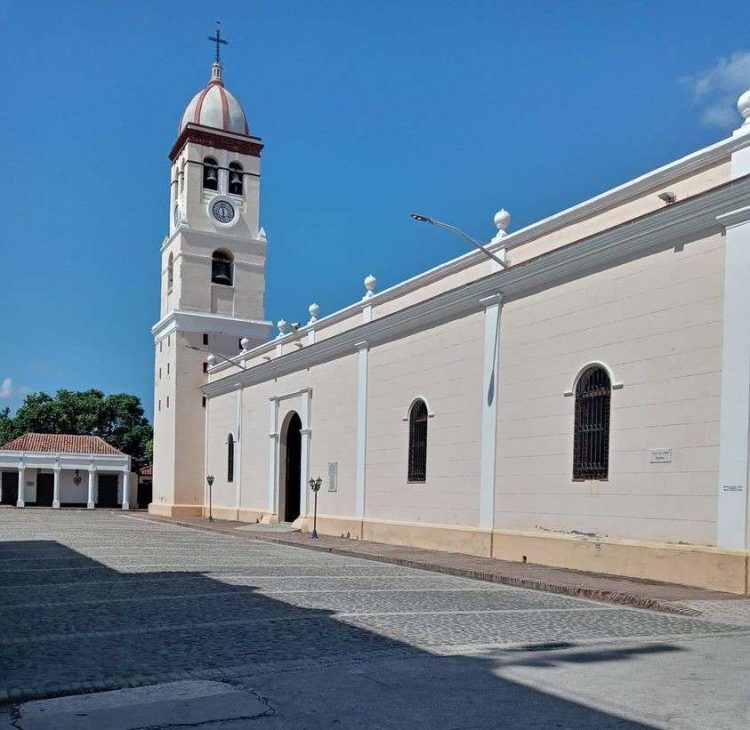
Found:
650,449 -> 672,464
328,462 -> 338,492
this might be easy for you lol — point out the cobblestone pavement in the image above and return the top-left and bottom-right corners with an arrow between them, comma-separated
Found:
1,509 -> 748,728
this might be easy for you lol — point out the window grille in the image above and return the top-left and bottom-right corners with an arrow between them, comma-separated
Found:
227,433 -> 235,483
408,399 -> 428,482
573,366 -> 611,480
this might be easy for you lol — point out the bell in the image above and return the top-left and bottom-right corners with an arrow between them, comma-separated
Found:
230,171 -> 241,185
205,168 -> 218,184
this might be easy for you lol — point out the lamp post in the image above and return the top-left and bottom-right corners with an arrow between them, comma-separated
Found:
410,213 -> 508,269
308,476 -> 322,538
206,475 -> 214,522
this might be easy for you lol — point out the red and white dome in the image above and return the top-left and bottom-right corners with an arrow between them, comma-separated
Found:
179,62 -> 250,136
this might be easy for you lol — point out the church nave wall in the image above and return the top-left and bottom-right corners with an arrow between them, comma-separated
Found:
494,230 -> 725,546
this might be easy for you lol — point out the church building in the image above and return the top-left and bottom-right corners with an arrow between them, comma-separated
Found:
150,48 -> 750,595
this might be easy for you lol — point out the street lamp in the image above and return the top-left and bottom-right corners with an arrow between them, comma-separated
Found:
206,475 -> 214,522
410,213 -> 508,269
308,476 -> 322,538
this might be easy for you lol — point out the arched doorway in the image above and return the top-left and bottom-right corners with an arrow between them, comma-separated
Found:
279,411 -> 302,522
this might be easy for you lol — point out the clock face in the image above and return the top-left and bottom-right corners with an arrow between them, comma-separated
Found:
212,199 -> 235,224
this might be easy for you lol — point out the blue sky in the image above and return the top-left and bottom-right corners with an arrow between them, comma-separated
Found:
1,1 -> 749,420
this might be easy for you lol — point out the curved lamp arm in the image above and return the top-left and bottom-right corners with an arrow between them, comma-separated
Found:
411,213 -> 507,269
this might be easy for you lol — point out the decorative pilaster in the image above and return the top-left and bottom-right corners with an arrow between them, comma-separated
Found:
299,391 -> 312,517
87,468 -> 96,509
16,466 -> 25,508
479,294 -> 503,531
268,398 -> 279,514
716,205 -> 750,549
355,341 -> 369,520
52,467 -> 61,509
235,384 -> 243,514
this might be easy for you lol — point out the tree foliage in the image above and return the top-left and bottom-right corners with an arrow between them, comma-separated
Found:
0,390 -> 153,468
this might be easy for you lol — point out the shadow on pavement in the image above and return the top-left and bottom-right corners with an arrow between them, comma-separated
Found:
0,540 -> 682,728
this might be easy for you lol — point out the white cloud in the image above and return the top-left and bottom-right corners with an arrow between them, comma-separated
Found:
682,51 -> 750,128
0,378 -> 29,400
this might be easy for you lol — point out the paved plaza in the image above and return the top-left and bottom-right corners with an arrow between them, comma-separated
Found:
0,509 -> 748,729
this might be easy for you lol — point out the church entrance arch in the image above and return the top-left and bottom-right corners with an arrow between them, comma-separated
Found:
279,411 -> 302,523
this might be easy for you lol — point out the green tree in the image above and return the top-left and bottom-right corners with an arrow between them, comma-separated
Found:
1,390 -> 153,469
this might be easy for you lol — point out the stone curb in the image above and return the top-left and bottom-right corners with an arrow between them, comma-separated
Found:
137,515 -> 702,617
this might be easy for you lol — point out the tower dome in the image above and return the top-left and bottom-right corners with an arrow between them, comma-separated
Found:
179,62 -> 250,136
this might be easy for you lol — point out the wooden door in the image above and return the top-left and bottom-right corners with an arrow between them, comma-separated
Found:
96,474 -> 119,508
36,473 -> 54,507
1,472 -> 18,505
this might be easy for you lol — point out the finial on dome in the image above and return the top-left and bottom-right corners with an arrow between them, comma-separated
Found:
737,89 -> 750,128
210,61 -> 224,86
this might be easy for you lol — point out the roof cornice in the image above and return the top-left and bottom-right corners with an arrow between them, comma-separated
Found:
170,124 -> 263,162
152,310 -> 272,342
203,175 -> 750,398
208,132 -> 750,377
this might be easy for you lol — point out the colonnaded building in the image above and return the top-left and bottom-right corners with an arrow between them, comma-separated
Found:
150,52 -> 750,595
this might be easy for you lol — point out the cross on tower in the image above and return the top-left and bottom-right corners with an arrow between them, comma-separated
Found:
207,22 -> 228,63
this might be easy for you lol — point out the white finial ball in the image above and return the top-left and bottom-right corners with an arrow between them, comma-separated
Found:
277,319 -> 288,334
240,337 -> 250,351
206,354 -> 216,366
364,274 -> 377,293
494,209 -> 511,232
308,303 -> 320,321
738,89 -> 750,125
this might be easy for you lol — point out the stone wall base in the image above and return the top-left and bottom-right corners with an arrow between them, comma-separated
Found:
204,507 -> 750,594
490,529 -> 749,595
147,503 -> 203,519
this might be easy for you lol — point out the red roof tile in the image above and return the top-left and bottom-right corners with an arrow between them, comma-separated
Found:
0,433 -> 124,456
139,464 -> 153,476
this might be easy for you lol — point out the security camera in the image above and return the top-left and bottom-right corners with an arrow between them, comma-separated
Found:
291,322 -> 301,332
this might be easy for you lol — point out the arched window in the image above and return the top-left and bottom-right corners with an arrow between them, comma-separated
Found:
203,157 -> 219,190
227,433 -> 235,482
228,162 -> 244,196
167,253 -> 174,292
573,366 -> 611,480
408,399 -> 428,482
211,249 -> 234,286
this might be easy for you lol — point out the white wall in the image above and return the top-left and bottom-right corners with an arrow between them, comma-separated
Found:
365,313 -> 484,526
495,231 -> 724,544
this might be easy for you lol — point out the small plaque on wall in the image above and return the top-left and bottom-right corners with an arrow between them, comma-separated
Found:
650,449 -> 672,464
328,462 -> 338,492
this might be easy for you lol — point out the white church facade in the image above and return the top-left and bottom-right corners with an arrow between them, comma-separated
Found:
150,55 -> 750,594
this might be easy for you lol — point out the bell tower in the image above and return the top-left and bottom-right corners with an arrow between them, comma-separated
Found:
150,36 -> 272,518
